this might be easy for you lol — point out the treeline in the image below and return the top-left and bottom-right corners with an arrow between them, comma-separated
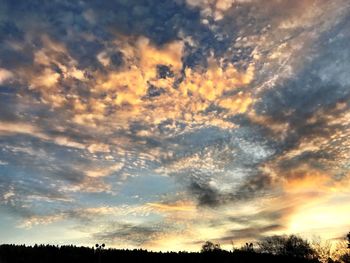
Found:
201,233 -> 350,263
0,233 -> 349,263
0,244 -> 318,263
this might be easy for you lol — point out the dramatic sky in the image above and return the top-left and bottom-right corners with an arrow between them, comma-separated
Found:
1,0 -> 350,251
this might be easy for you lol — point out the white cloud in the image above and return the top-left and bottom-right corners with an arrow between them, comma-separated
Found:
0,160 -> 8,165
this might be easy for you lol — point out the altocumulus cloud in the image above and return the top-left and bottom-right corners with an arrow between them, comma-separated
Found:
0,0 -> 350,250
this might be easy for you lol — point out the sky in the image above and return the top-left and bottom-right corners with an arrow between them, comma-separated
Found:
0,0 -> 350,251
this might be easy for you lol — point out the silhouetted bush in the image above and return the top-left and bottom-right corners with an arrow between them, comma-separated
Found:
258,235 -> 317,259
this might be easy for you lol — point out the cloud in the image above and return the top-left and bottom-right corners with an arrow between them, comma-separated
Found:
16,204 -> 152,229
147,200 -> 196,213
18,214 -> 66,229
0,68 -> 13,84
0,0 -> 350,250
0,121 -> 87,150
186,0 -> 252,21
0,121 -> 47,138
219,224 -> 283,242
85,164 -> 124,178
93,222 -> 163,246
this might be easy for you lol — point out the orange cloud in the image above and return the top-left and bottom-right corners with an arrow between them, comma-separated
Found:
281,167 -> 331,194
75,36 -> 255,129
0,68 -> 13,84
85,164 -> 124,178
20,33 -> 256,133
256,165 -> 350,241
147,201 -> 196,213
19,36 -> 254,141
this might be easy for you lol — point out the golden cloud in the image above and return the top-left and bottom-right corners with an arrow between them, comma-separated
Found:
147,200 -> 196,213
185,0 -> 251,21
85,164 -> 124,178
23,35 -> 255,132
0,121 -> 47,138
0,68 -> 14,84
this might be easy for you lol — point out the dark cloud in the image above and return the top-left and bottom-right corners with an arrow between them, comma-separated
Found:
93,222 -> 163,246
256,12 -> 350,121
253,14 -> 350,176
228,206 -> 294,226
219,224 -> 283,242
159,124 -> 278,206
0,93 -> 21,122
186,170 -> 273,207
189,180 -> 221,207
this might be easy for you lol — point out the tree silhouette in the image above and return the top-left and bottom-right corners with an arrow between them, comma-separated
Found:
0,243 -> 321,263
258,235 -> 316,259
95,243 -> 105,263
347,232 -> 350,249
242,243 -> 254,252
201,241 -> 221,252
95,244 -> 105,250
